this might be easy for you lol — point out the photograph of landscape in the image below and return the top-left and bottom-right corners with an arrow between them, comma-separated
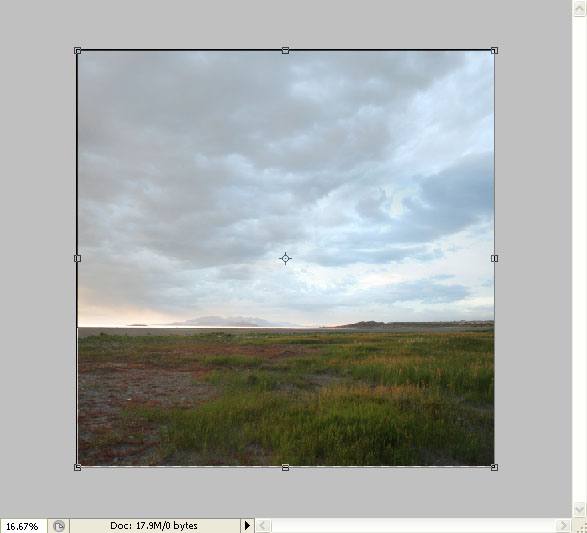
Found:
77,50 -> 494,466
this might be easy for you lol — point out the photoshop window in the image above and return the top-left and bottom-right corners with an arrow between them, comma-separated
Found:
0,1 -> 585,532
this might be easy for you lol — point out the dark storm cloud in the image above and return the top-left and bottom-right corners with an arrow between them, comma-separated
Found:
269,278 -> 470,312
308,245 -> 430,267
401,151 -> 493,239
304,150 -> 492,266
78,51 -> 493,322
372,279 -> 470,304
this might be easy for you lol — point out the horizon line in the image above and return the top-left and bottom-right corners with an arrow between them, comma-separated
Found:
78,319 -> 495,329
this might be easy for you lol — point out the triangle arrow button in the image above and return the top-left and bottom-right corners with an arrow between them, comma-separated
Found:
241,519 -> 255,533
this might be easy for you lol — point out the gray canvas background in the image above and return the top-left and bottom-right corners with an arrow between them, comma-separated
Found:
0,0 -> 571,519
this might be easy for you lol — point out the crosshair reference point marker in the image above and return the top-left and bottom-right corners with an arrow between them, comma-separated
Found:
279,252 -> 292,265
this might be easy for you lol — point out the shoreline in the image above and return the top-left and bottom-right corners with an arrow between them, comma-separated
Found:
78,322 -> 494,338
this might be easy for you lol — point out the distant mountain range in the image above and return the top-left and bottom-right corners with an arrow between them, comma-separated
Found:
163,315 -> 301,327
334,320 -> 494,329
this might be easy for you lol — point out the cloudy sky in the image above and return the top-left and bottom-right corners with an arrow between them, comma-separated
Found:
78,51 -> 494,327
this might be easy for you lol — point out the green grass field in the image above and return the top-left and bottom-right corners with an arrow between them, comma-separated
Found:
78,329 -> 494,466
